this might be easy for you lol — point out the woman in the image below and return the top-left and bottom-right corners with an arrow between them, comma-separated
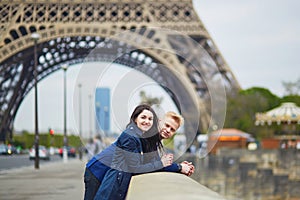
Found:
84,104 -> 173,200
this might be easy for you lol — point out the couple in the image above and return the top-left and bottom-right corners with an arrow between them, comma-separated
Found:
84,104 -> 195,200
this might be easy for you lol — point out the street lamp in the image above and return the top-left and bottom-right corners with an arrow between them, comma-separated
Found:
31,32 -> 40,169
103,106 -> 108,135
88,94 -> 93,139
61,64 -> 68,163
96,102 -> 101,135
78,83 -> 83,160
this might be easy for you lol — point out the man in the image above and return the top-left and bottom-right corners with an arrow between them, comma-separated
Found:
158,111 -> 194,176
93,134 -> 105,155
84,111 -> 195,200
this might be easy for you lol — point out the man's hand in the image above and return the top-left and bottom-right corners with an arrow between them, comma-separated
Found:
180,161 -> 195,176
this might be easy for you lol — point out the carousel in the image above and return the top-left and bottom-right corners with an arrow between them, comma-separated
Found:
255,102 -> 300,149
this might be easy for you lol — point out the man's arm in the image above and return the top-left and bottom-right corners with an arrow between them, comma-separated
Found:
160,161 -> 195,176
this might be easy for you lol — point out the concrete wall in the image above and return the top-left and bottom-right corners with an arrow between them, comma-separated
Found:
126,172 -> 226,200
180,149 -> 300,200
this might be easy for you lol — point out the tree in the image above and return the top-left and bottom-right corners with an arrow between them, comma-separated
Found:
282,77 -> 300,95
224,87 -> 281,139
281,95 -> 300,106
139,90 -> 163,106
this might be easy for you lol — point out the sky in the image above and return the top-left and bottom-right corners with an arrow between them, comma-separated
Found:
193,0 -> 300,96
14,0 -> 300,137
14,63 -> 180,137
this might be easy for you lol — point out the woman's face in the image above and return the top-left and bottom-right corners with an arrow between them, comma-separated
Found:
135,109 -> 154,133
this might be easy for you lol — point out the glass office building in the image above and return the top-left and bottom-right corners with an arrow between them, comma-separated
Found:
95,87 -> 110,134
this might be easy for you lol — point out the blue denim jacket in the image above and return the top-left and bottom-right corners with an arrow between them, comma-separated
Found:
86,122 -> 181,199
86,122 -> 181,179
93,122 -> 163,199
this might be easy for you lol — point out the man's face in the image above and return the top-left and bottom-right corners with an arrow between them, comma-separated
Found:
159,116 -> 180,139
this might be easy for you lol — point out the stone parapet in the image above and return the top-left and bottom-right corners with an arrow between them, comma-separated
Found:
127,172 -> 226,200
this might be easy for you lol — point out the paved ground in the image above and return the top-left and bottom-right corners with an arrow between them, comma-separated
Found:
0,157 -> 225,200
0,158 -> 86,200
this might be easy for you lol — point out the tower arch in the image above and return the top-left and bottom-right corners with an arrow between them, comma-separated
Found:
0,0 -> 240,144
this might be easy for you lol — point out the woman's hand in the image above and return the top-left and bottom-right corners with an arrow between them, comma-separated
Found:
161,153 -> 173,167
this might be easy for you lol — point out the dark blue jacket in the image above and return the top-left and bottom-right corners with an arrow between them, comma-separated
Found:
86,123 -> 181,181
86,122 -> 181,199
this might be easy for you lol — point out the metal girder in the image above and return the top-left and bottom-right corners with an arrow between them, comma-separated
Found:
0,0 -> 240,145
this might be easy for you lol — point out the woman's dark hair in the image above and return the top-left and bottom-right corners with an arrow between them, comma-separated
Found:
127,104 -> 164,153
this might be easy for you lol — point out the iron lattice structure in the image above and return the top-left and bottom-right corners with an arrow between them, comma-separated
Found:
0,0 -> 240,143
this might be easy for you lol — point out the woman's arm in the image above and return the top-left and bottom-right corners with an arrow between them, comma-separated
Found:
112,133 -> 171,174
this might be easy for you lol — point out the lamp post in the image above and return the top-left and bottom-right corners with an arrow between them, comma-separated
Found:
78,83 -> 83,160
61,64 -> 68,163
103,106 -> 108,135
96,102 -> 100,135
88,94 -> 93,139
31,32 -> 40,169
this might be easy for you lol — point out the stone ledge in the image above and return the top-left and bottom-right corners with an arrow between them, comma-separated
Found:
126,172 -> 226,200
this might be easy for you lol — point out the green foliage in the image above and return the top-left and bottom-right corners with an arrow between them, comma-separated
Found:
281,95 -> 300,106
139,90 -> 163,106
239,87 -> 281,110
11,131 -> 81,149
11,134 -> 26,148
68,135 -> 82,148
224,87 -> 300,140
162,134 -> 175,150
24,132 -> 35,149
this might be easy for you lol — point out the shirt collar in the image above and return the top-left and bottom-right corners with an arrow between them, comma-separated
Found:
127,122 -> 143,137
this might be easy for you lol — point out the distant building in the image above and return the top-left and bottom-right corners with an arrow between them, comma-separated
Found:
95,87 -> 110,134
207,128 -> 255,154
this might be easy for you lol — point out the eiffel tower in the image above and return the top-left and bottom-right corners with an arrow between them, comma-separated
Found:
0,0 -> 240,144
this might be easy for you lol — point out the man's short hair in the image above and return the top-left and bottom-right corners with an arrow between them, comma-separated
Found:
164,111 -> 184,127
